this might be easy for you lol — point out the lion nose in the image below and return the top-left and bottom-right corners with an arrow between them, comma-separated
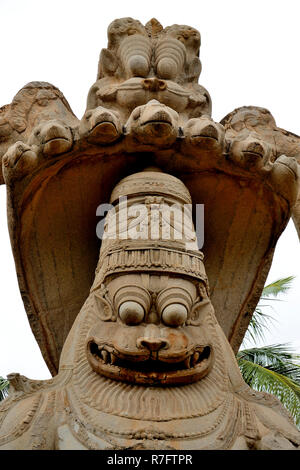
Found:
139,338 -> 168,352
136,325 -> 169,352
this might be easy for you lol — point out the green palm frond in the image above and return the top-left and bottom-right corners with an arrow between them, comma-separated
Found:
243,276 -> 295,346
237,344 -> 300,379
261,276 -> 295,298
0,377 -> 9,402
238,345 -> 300,427
244,308 -> 274,343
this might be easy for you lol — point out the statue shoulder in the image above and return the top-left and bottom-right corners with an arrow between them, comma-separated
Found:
0,391 -> 42,449
253,402 -> 300,450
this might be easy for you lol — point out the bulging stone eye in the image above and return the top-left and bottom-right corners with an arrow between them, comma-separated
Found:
119,301 -> 144,325
162,303 -> 187,327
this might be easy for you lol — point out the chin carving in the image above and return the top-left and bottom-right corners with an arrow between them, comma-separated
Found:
1,18 -> 300,450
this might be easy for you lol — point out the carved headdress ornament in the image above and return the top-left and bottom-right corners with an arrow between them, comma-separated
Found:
93,170 -> 207,290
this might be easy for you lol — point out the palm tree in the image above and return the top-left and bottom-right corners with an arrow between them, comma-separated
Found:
237,277 -> 300,427
0,376 -> 9,402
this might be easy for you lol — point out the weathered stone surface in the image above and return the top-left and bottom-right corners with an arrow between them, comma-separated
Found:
1,18 -> 299,373
0,82 -> 79,183
221,105 -> 300,238
0,18 -> 299,450
1,170 -> 299,450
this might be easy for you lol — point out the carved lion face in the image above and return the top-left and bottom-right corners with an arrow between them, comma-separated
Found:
86,273 -> 214,386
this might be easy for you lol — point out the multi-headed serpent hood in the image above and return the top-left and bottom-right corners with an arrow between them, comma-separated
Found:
0,17 -> 299,380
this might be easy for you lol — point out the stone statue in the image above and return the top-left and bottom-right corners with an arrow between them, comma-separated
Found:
0,17 -> 299,450
1,170 -> 299,450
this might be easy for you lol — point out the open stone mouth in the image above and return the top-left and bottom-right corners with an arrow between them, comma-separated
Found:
141,119 -> 172,127
91,120 -> 117,132
12,148 -> 34,164
88,341 -> 211,373
191,133 -> 219,141
190,125 -> 219,141
242,150 -> 263,158
44,136 -> 70,143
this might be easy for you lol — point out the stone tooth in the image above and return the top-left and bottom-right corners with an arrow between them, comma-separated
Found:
191,351 -> 200,367
110,353 -> 117,365
184,356 -> 191,369
196,347 -> 204,359
100,350 -> 110,364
